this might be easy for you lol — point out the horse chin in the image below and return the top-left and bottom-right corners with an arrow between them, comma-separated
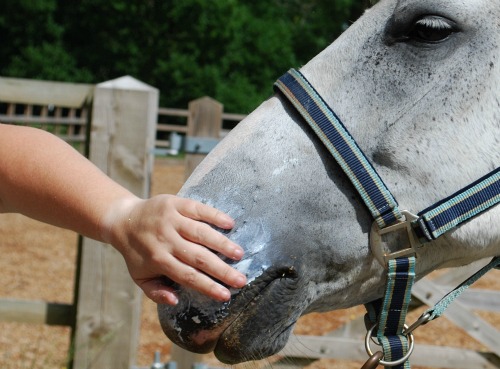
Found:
213,268 -> 299,363
158,265 -> 300,364
214,310 -> 295,364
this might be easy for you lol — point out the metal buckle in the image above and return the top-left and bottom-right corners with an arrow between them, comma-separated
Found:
370,210 -> 421,268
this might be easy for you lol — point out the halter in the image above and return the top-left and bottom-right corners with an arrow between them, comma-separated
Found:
274,68 -> 500,369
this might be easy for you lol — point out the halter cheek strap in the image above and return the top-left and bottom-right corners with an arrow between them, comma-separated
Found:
274,68 -> 500,369
274,68 -> 402,229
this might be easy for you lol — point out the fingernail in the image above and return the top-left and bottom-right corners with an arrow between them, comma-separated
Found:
218,287 -> 231,301
233,274 -> 247,288
165,292 -> 178,305
232,248 -> 244,260
219,215 -> 235,229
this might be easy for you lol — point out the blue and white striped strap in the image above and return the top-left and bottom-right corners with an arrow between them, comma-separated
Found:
275,69 -> 413,367
416,167 -> 500,241
365,257 -> 416,369
378,257 -> 415,369
274,69 -> 500,241
274,69 -> 402,228
274,67 -> 499,369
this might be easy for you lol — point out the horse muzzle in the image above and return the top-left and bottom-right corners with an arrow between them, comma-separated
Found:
158,265 -> 301,363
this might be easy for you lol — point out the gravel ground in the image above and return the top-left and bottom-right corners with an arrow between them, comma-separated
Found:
0,157 -> 498,369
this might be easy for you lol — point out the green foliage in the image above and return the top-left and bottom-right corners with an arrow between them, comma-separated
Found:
0,0 -> 367,112
0,0 -> 89,81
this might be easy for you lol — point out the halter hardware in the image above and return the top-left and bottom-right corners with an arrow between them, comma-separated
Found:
365,323 -> 415,367
274,68 -> 499,369
370,210 -> 422,268
362,313 -> 431,368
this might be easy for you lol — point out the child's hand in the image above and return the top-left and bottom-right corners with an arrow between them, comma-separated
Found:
0,125 -> 246,305
104,194 -> 247,305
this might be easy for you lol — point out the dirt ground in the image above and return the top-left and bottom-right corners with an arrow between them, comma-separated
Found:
0,157 -> 498,369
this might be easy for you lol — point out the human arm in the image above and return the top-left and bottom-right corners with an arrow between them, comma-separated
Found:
0,123 -> 246,304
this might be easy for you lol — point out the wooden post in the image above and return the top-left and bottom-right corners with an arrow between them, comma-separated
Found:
185,96 -> 223,179
72,76 -> 158,369
171,97 -> 223,369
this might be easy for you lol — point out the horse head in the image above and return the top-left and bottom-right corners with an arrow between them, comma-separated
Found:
158,0 -> 499,363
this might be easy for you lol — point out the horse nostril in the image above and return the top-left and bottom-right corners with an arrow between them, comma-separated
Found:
279,265 -> 298,279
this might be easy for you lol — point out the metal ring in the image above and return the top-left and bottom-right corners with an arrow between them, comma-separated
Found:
364,323 -> 415,367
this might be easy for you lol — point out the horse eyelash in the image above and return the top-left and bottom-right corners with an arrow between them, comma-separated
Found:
414,16 -> 453,30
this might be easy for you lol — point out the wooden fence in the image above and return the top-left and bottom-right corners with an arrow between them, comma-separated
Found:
0,76 -> 92,154
0,95 -> 245,158
278,262 -> 500,369
1,75 -> 498,369
0,75 -> 157,369
0,75 -> 245,369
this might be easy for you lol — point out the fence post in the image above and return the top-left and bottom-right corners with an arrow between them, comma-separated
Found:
72,76 -> 158,369
184,96 -> 223,180
170,97 -> 223,369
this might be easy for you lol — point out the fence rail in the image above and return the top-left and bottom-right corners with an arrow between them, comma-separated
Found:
156,107 -> 246,150
0,101 -> 245,153
0,102 -> 89,151
0,298 -> 73,326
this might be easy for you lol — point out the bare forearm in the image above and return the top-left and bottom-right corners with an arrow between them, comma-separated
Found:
0,123 -> 247,304
0,124 -> 132,241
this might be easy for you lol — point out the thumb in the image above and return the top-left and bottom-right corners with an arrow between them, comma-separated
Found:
139,278 -> 179,305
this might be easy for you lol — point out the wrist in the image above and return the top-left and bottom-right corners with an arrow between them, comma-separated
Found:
100,195 -> 142,248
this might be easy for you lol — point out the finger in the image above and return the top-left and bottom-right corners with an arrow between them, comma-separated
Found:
179,220 -> 244,260
138,278 -> 179,305
178,198 -> 235,229
166,258 -> 234,302
173,241 -> 247,289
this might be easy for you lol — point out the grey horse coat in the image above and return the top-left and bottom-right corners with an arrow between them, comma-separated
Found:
159,0 -> 500,364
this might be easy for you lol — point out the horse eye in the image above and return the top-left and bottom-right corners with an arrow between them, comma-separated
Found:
407,16 -> 456,43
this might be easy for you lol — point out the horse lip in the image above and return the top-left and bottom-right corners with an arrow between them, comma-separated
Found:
187,325 -> 227,352
226,264 -> 299,320
212,265 -> 299,360
165,265 -> 299,354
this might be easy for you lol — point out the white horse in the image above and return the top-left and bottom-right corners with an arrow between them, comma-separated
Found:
158,0 -> 499,364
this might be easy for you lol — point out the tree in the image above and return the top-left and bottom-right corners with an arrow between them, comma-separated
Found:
0,0 -> 92,81
1,0 -> 369,112
56,0 -> 299,112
